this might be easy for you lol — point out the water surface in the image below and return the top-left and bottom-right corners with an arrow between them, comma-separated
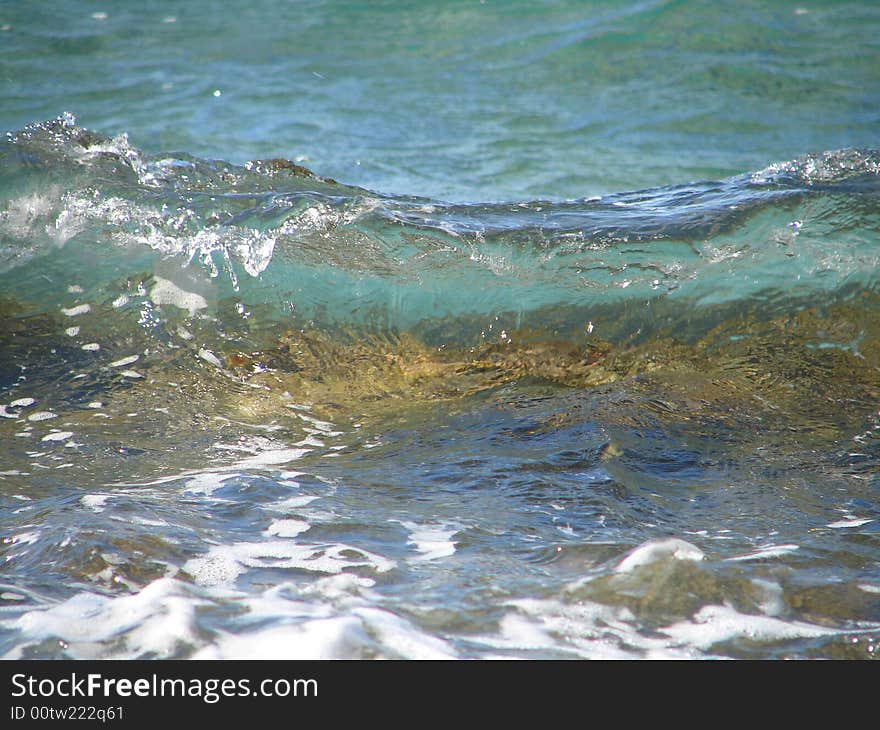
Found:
0,1 -> 878,659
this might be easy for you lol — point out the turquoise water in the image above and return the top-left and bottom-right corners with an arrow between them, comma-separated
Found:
4,0 -> 878,200
0,1 -> 879,659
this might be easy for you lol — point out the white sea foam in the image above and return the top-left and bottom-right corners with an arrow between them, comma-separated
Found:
41,431 -> 74,443
195,617 -> 371,660
198,349 -> 223,368
265,519 -> 311,538
659,604 -> 841,650
1,578 -> 204,659
235,448 -> 311,469
827,517 -> 873,529
192,578 -> 453,659
614,538 -> 704,573
109,355 -> 140,368
9,531 -> 40,546
725,544 -> 800,562
295,412 -> 341,435
61,304 -> 90,317
0,189 -> 61,240
116,442 -> 311,492
184,540 -> 395,586
127,516 -> 170,527
181,472 -> 237,497
269,495 -> 320,512
472,578 -> 865,659
397,521 -> 457,561
473,594 -> 699,659
150,276 -> 208,316
182,553 -> 243,585
349,607 -> 457,659
234,231 -> 276,277
80,494 -> 110,511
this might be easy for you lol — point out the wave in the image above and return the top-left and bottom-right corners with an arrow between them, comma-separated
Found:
1,114 -> 878,341
2,119 -> 880,611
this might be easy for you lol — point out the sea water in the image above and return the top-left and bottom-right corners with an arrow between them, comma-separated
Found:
0,0 -> 878,659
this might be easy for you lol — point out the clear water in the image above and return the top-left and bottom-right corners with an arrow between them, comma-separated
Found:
0,1 -> 879,659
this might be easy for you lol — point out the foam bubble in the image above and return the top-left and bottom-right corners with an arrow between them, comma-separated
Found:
61,304 -> 90,317
236,448 -> 311,469
150,276 -> 208,316
615,538 -> 704,574
295,412 -> 341,434
659,604 -> 841,650
9,531 -> 40,546
41,431 -> 74,442
2,578 -> 203,659
109,355 -> 140,368
198,349 -> 223,368
270,495 -> 319,511
351,607 -> 457,659
476,598 -> 682,659
265,519 -> 311,538
182,472 -> 236,497
80,494 -> 109,511
827,517 -> 873,529
183,553 -> 243,586
184,540 -> 395,586
192,580 -> 453,659
398,521 -> 457,561
194,617 -> 370,660
725,544 -> 799,562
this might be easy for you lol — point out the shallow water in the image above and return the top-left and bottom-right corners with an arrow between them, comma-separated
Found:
1,1 -> 879,659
